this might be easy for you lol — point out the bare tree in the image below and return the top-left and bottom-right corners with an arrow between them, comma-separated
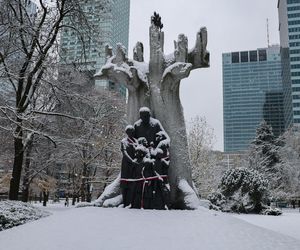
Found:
187,116 -> 221,198
0,0 -> 90,200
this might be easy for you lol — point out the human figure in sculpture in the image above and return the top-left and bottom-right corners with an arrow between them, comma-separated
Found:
151,131 -> 170,209
134,107 -> 164,147
120,125 -> 138,207
130,145 -> 151,209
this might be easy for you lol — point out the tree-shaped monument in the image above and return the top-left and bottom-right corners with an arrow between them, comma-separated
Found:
94,12 -> 209,209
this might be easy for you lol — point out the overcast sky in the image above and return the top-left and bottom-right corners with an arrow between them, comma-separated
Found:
128,0 -> 280,151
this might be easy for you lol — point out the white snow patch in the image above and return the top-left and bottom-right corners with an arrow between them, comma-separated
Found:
132,60 -> 149,83
162,62 -> 192,81
93,174 -> 121,207
178,179 -> 201,209
139,106 -> 151,113
103,195 -> 123,208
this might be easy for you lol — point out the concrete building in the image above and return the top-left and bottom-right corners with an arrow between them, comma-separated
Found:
59,0 -> 130,96
223,46 -> 284,152
278,0 -> 300,128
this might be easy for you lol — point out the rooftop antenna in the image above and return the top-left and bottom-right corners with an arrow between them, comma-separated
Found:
267,18 -> 270,47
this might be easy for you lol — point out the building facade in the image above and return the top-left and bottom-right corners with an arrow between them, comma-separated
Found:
278,0 -> 300,128
59,0 -> 130,96
223,46 -> 284,152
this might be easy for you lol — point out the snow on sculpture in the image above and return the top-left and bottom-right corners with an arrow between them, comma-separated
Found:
94,12 -> 209,209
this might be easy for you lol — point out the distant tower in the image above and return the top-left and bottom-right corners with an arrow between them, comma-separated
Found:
59,0 -> 130,96
223,46 -> 284,152
278,0 -> 300,128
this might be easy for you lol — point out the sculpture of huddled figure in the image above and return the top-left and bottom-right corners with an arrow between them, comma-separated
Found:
120,107 -> 170,209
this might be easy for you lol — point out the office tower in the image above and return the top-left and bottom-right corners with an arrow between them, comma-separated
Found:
278,0 -> 300,128
223,46 -> 284,152
59,0 -> 130,96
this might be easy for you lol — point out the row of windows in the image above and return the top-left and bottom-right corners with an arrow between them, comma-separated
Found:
288,13 -> 300,18
293,87 -> 300,91
292,79 -> 300,84
289,27 -> 300,33
288,0 -> 300,4
289,34 -> 300,40
293,94 -> 300,99
293,102 -> 300,107
291,71 -> 300,76
231,50 -> 267,63
290,41 -> 300,47
288,6 -> 300,11
291,64 -> 300,68
288,20 -> 300,25
290,49 -> 300,54
291,56 -> 300,61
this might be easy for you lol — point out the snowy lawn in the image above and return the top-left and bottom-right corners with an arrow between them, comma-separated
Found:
0,204 -> 300,250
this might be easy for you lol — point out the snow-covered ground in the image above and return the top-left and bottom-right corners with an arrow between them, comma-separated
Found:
234,208 -> 300,241
0,204 -> 300,250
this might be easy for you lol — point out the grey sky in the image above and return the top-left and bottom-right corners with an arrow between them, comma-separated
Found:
128,0 -> 279,151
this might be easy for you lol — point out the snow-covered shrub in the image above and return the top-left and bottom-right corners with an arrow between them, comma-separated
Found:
260,207 -> 282,216
209,168 -> 269,214
207,191 -> 225,207
0,201 -> 49,231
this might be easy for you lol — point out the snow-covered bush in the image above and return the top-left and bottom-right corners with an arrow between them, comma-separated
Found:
209,168 -> 269,213
207,191 -> 225,207
0,201 -> 49,231
260,207 -> 282,216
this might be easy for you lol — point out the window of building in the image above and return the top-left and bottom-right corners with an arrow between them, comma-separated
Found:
249,51 -> 257,62
240,51 -> 248,63
258,50 -> 267,61
231,52 -> 239,63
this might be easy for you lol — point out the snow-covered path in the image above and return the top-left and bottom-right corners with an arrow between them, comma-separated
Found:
1,206 -> 300,250
234,209 -> 300,241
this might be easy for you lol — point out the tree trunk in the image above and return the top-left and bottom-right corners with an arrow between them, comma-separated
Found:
81,161 -> 88,202
9,122 -> 24,200
22,136 -> 34,202
43,191 -> 48,206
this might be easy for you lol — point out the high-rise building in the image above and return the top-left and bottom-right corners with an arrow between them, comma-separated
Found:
278,0 -> 300,128
59,0 -> 130,96
223,46 -> 284,152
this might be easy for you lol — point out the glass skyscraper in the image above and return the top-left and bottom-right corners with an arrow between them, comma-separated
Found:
223,46 -> 284,152
59,0 -> 130,95
278,0 -> 300,128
